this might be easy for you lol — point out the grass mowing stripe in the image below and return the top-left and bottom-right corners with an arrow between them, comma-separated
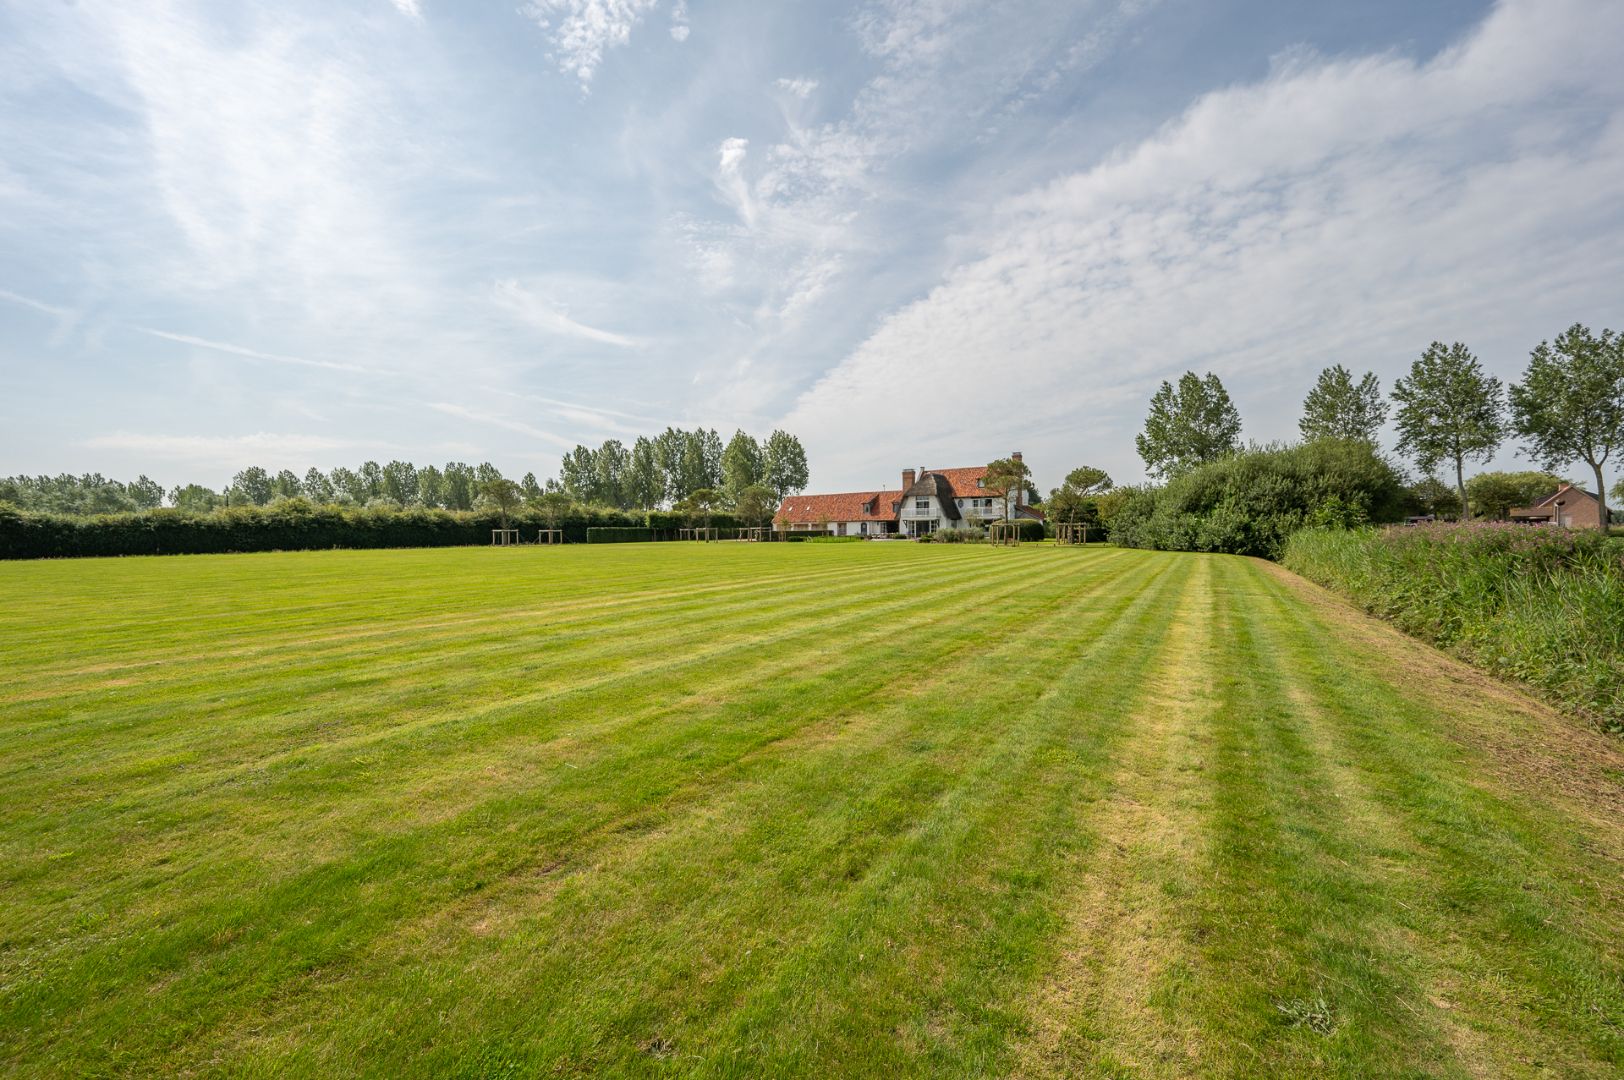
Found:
1243,560 -> 1624,1075
1010,554 -> 1218,1077
0,550 -> 1135,907
3,552 -> 1143,1071
178,551 -> 1188,1076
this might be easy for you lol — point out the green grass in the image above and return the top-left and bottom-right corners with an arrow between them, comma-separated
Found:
1,542 -> 1621,1078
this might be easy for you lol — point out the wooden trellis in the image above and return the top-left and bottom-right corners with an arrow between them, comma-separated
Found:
988,522 -> 1022,547
491,529 -> 520,546
677,527 -> 720,542
737,526 -> 773,542
537,529 -> 563,545
1054,522 -> 1089,545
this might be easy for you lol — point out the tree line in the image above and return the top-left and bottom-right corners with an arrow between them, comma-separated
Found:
2,429 -> 811,518
1125,322 -> 1624,524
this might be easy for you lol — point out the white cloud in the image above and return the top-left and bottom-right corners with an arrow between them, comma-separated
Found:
490,279 -> 640,347
135,327 -> 381,375
521,0 -> 663,88
782,0 -> 1624,487
669,0 -> 690,41
426,402 -> 577,448
389,0 -> 424,20
0,287 -> 71,319
776,76 -> 818,99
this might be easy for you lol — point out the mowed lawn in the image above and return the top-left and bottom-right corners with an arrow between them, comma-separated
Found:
2,543 -> 1622,1078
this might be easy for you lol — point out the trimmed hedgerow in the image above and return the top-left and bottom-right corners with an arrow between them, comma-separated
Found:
0,500 -> 644,559
586,527 -> 654,544
1283,523 -> 1624,733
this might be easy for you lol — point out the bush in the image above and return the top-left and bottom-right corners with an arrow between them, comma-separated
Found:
1283,523 -> 1624,733
934,527 -> 985,544
1111,439 -> 1408,558
586,527 -> 653,543
804,535 -> 863,543
0,501 -> 645,559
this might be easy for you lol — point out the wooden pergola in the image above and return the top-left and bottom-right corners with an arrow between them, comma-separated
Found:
736,526 -> 774,542
491,528 -> 520,546
988,522 -> 1022,547
677,526 -> 721,542
1054,522 -> 1089,545
537,529 -> 563,545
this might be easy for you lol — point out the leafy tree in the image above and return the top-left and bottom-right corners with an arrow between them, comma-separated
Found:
474,462 -> 503,487
1391,342 -> 1505,521
697,428 -> 725,491
678,432 -> 711,499
358,461 -> 384,501
1408,475 -> 1462,519
169,483 -> 224,512
626,436 -> 663,509
595,440 -> 629,508
1508,324 -> 1624,527
127,475 -> 164,510
441,462 -> 476,510
1048,466 -> 1113,526
415,465 -> 443,508
479,477 -> 523,531
1300,365 -> 1388,443
302,468 -> 335,504
231,466 -> 274,506
721,429 -> 765,503
733,483 -> 778,527
983,456 -> 1033,521
653,427 -> 689,505
1465,470 -> 1566,520
559,445 -> 598,502
329,466 -> 367,504
381,460 -> 418,505
1136,371 -> 1242,479
520,471 -> 544,502
532,490 -> 573,531
675,487 -> 724,532
269,469 -> 302,501
762,430 -> 810,500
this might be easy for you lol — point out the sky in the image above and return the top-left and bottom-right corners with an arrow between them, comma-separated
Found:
2,0 -> 1622,496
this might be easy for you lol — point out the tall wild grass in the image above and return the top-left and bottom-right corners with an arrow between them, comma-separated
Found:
1283,523 -> 1624,733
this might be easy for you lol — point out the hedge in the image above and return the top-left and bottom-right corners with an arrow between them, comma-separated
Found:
644,510 -> 745,532
0,501 -> 644,559
586,527 -> 654,543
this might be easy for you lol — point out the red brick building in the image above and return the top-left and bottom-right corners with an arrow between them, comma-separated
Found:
1509,483 -> 1605,529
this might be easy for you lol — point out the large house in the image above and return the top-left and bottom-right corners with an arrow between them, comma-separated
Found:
775,453 -> 1044,538
1509,483 -> 1605,529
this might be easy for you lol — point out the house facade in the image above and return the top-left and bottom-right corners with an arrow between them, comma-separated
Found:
774,453 -> 1044,537
1509,483 -> 1605,529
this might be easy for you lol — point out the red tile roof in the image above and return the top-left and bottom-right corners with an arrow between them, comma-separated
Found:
929,466 -> 998,498
775,490 -> 902,524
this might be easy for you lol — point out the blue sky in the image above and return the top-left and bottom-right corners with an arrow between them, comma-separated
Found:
2,0 -> 1622,495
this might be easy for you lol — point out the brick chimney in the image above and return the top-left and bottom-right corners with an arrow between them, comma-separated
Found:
1011,450 -> 1022,463
902,467 -> 916,491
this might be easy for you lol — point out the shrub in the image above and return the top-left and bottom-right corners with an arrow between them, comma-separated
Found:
1111,439 -> 1408,558
645,510 -> 742,532
1283,523 -> 1624,733
804,535 -> 863,543
585,527 -> 653,543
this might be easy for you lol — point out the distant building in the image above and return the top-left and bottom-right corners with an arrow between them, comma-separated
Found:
774,453 -> 1045,538
1509,483 -> 1604,529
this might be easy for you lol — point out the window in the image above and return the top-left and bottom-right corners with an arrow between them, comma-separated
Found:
915,497 -> 930,510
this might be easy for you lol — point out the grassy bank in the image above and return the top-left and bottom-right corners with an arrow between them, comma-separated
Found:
2,543 -> 1622,1076
1283,524 -> 1624,733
